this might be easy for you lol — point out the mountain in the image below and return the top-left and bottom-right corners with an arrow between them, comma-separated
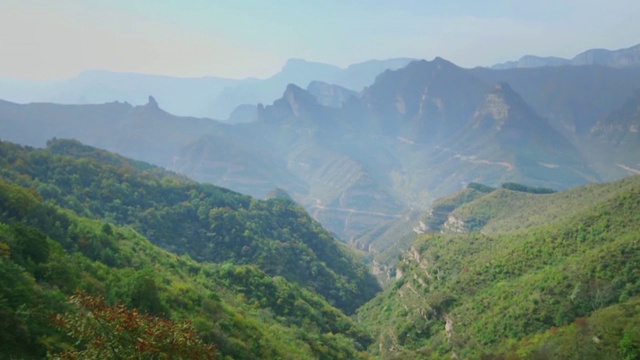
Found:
306,81 -> 358,108
589,90 -> 640,177
0,139 -> 380,359
211,57 -> 416,119
492,42 -> 640,69
491,55 -> 570,70
0,139 -> 379,313
442,82 -> 595,187
170,132 -> 308,199
359,58 -> 489,142
572,43 -> 640,67
2,55 -> 640,254
357,175 -> 640,359
0,96 -> 222,168
470,64 -> 640,136
0,70 -> 253,118
0,57 -> 414,121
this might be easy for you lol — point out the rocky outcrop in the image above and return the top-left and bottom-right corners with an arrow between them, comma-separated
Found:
442,215 -> 467,234
306,81 -> 358,108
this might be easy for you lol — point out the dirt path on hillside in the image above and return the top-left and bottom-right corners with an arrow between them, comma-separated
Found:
617,163 -> 640,175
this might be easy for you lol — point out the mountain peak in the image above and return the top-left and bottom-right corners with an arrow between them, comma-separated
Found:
491,42 -> 640,69
283,84 -> 316,102
283,84 -> 317,116
146,95 -> 159,109
492,82 -> 517,97
280,58 -> 341,75
431,56 -> 455,66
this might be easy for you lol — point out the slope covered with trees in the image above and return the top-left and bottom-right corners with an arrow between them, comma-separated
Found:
357,176 -> 640,358
0,139 -> 378,359
0,139 -> 379,313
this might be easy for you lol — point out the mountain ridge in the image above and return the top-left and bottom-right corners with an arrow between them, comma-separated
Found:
2,54 -> 640,247
492,42 -> 640,69
357,175 -> 640,358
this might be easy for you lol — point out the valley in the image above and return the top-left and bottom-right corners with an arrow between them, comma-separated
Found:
3,54 -> 639,244
1,40 -> 640,359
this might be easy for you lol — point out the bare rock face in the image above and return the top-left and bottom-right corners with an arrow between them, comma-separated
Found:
306,81 -> 358,108
443,214 -> 467,234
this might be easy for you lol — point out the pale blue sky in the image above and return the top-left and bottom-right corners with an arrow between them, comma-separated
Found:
1,0 -> 639,80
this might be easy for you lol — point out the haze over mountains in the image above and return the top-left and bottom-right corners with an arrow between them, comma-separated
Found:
2,43 -> 640,246
0,58 -> 414,120
3,40 -> 640,359
492,42 -> 640,69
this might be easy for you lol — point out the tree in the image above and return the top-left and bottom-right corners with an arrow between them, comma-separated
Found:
50,291 -> 216,360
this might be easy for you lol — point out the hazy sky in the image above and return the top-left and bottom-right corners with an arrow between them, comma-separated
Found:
1,0 -> 639,80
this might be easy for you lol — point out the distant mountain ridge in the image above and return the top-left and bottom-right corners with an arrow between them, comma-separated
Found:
0,58 -> 415,120
492,42 -> 640,69
0,70 -> 254,118
211,57 -> 416,119
2,54 -> 640,246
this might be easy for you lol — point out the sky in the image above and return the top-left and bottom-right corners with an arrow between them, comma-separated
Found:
1,0 -> 639,81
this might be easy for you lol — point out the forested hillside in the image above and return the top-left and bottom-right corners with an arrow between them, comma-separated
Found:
357,176 -> 640,359
3,137 -> 640,359
0,139 -> 378,359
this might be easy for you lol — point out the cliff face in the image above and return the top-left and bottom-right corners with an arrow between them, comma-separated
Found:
306,81 -> 358,108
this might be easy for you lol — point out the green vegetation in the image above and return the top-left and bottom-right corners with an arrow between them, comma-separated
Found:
3,136 -> 640,359
51,291 -> 217,359
500,182 -> 556,194
487,296 -> 640,359
422,186 -> 489,233
357,175 -> 640,358
423,182 -> 553,233
0,139 -> 376,359
0,139 -> 379,313
448,178 -> 640,234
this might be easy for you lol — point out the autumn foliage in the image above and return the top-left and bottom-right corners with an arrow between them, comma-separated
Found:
51,291 -> 216,359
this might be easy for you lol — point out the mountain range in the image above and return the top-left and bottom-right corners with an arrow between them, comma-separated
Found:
2,41 -> 640,359
0,58 -> 414,120
2,137 -> 639,359
492,42 -> 640,69
2,44 -> 640,247
0,139 -> 379,358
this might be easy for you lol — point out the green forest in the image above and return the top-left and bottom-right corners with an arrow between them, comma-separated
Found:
358,176 -> 640,358
0,139 -> 376,359
1,138 -> 640,359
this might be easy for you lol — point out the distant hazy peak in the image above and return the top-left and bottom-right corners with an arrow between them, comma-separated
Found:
492,42 -> 640,69
491,56 -> 571,70
280,58 -> 341,74
283,83 -> 316,101
572,43 -> 640,67
146,95 -> 159,109
406,57 -> 461,72
431,56 -> 456,66
282,84 -> 318,116
306,81 -> 358,108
